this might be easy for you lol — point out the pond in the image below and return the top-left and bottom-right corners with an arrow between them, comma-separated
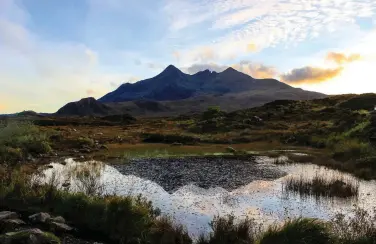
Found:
40,154 -> 376,238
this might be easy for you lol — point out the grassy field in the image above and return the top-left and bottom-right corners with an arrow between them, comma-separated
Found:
2,93 -> 376,179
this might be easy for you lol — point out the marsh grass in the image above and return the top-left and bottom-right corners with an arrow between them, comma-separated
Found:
149,216 -> 192,244
197,215 -> 261,244
283,174 -> 359,199
0,120 -> 52,163
287,153 -> 316,163
259,218 -> 332,244
74,162 -> 104,196
331,208 -> 376,243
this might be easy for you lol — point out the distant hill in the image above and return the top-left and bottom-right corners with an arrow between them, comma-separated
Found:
56,97 -> 118,116
338,93 -> 376,111
57,65 -> 326,117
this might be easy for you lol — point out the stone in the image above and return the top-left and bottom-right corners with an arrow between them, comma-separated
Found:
79,148 -> 91,154
0,219 -> 26,233
171,142 -> 183,146
0,212 -> 18,221
0,228 -> 60,244
225,147 -> 236,153
62,182 -> 70,188
48,216 -> 65,224
48,222 -> 73,233
99,145 -> 108,150
29,213 -> 51,224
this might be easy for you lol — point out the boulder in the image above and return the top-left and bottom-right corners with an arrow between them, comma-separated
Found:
225,147 -> 236,154
99,145 -> 109,150
48,222 -> 73,233
29,213 -> 51,224
0,212 -> 18,221
0,228 -> 60,244
47,216 -> 65,224
0,219 -> 26,233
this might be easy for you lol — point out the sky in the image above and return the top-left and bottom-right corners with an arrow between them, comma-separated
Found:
1,0 -> 376,113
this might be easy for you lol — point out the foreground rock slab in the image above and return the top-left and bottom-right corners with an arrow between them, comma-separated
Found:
29,213 -> 51,224
0,219 -> 26,233
0,212 -> 18,222
0,228 -> 60,244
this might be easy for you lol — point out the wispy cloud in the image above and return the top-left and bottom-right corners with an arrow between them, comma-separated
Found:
165,0 -> 376,65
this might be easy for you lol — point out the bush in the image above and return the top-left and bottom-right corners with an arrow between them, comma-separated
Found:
0,121 -> 52,163
142,133 -> 200,145
77,137 -> 95,147
149,217 -> 192,244
259,218 -> 332,244
198,215 -> 259,244
331,208 -> 376,244
283,174 -> 359,199
333,140 -> 373,160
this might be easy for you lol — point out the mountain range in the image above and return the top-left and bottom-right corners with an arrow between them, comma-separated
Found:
56,65 -> 326,117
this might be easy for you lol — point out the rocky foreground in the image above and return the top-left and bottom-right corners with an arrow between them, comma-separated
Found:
114,156 -> 287,192
0,211 -> 103,244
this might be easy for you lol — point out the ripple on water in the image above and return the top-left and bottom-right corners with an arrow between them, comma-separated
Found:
40,157 -> 376,238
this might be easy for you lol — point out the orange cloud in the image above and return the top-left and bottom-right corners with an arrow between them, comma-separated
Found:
246,42 -> 257,52
172,51 -> 180,61
86,89 -> 95,96
0,104 -> 6,111
326,52 -> 361,65
281,66 -> 343,84
231,62 -> 277,78
199,46 -> 216,61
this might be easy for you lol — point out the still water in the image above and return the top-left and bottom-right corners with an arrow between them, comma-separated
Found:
40,155 -> 376,238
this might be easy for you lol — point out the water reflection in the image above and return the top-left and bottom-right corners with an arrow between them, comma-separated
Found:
41,157 -> 376,238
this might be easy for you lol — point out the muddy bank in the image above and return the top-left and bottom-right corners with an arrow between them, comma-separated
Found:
113,157 -> 287,192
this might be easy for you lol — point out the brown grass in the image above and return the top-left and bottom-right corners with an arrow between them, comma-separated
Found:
283,174 -> 359,199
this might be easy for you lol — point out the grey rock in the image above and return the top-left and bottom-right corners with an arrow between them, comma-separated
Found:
29,213 -> 51,224
48,216 -> 65,224
0,212 -> 18,221
49,222 -> 73,233
99,145 -> 108,150
0,219 -> 26,233
0,228 -> 59,244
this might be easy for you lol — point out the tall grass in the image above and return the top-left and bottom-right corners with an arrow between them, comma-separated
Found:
283,174 -> 359,199
259,218 -> 332,244
197,215 -> 260,244
0,120 -> 52,163
331,208 -> 376,243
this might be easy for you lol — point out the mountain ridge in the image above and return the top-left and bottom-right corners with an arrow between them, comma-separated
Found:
98,65 -> 298,103
57,65 -> 326,117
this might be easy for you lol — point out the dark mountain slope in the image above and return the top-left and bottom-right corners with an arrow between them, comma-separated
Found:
56,97 -> 118,116
57,65 -> 326,117
98,65 -> 310,103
